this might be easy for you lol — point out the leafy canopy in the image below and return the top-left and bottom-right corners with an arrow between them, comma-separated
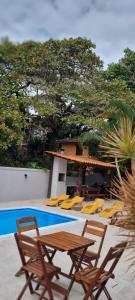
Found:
1,38 -> 135,166
107,48 -> 135,92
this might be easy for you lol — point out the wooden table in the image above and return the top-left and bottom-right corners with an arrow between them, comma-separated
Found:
38,231 -> 95,299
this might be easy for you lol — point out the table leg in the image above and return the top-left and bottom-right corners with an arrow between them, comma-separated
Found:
42,245 -> 57,264
64,246 -> 88,300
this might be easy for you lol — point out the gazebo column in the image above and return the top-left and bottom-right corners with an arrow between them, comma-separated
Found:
82,165 -> 86,185
76,165 -> 84,196
50,157 -> 67,198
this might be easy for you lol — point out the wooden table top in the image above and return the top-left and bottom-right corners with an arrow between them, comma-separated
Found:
38,231 -> 95,252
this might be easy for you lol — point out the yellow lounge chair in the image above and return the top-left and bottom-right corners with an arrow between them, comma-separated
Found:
81,198 -> 104,214
60,196 -> 84,210
99,201 -> 124,218
47,194 -> 69,206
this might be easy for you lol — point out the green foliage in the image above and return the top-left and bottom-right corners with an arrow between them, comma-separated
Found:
107,48 -> 135,92
105,99 -> 135,119
101,118 -> 135,266
79,132 -> 101,156
1,37 -> 135,167
0,37 -> 103,152
80,131 -> 101,146
101,118 -> 135,164
25,161 -> 48,172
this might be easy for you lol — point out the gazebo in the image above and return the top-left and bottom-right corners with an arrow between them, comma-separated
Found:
45,139 -> 115,198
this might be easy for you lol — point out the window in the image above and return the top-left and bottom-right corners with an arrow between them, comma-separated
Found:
76,145 -> 82,155
58,173 -> 65,182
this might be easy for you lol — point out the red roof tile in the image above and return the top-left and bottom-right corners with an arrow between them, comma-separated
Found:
45,151 -> 115,168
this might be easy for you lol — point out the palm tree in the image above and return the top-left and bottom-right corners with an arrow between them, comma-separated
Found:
101,117 -> 135,271
113,171 -> 135,272
101,117 -> 135,175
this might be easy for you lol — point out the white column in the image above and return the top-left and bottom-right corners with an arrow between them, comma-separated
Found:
50,157 -> 67,198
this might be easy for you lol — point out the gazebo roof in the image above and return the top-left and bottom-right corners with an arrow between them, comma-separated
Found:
46,151 -> 115,168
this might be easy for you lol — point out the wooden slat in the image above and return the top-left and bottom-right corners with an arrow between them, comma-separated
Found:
85,227 -> 104,237
23,261 -> 43,276
16,216 -> 39,236
75,267 -> 111,285
38,231 -> 95,252
17,217 -> 36,224
19,224 -> 37,233
86,220 -> 106,229
75,267 -> 99,283
23,260 -> 60,277
20,241 -> 39,255
18,234 -> 37,245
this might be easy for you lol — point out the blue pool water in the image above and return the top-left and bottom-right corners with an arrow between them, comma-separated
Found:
0,208 -> 76,235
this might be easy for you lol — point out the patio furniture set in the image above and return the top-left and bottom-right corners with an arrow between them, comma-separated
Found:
80,185 -> 105,201
14,216 -> 126,300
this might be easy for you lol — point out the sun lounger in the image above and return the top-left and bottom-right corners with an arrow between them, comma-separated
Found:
47,193 -> 69,206
99,200 -> 124,218
81,198 -> 104,214
60,196 -> 84,209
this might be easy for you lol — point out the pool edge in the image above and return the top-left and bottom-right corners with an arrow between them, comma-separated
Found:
0,205 -> 85,238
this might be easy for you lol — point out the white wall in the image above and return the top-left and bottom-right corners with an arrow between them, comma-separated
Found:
0,167 -> 50,202
51,157 -> 67,198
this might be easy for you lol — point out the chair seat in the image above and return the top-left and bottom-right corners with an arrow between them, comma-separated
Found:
23,259 -> 60,277
73,248 -> 98,262
75,267 -> 113,286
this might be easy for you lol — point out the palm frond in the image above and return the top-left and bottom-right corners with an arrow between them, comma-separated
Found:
114,172 -> 135,230
100,117 -> 135,161
112,172 -> 135,274
105,99 -> 135,120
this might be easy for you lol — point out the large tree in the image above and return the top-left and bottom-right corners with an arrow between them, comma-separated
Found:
1,38 -> 135,166
0,37 -> 103,150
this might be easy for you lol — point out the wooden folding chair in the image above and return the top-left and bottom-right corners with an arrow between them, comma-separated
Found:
69,220 -> 107,275
75,242 -> 126,300
15,216 -> 56,277
15,233 -> 67,300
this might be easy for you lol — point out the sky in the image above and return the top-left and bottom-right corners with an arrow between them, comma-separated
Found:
0,0 -> 135,68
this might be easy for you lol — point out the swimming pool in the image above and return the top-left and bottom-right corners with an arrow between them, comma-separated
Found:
0,208 -> 77,235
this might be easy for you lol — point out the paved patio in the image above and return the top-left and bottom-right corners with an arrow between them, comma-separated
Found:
0,199 -> 135,300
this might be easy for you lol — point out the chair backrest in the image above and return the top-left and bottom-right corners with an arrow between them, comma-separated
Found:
94,242 -> 126,285
84,242 -> 126,298
82,220 -> 107,263
14,233 -> 47,273
16,216 -> 40,236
